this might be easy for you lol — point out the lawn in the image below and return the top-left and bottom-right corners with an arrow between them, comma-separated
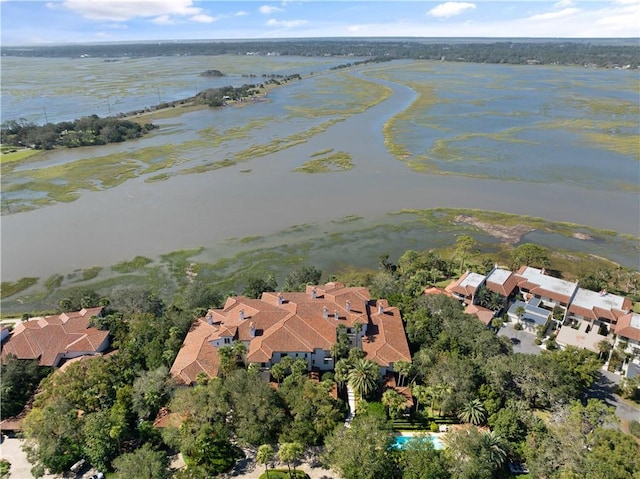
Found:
258,469 -> 309,479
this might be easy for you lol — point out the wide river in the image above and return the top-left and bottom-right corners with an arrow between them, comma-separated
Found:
1,56 -> 639,281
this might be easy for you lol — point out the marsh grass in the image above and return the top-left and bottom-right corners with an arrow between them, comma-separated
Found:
0,148 -> 41,165
293,151 -> 353,173
2,208 -> 637,313
160,248 -> 204,284
310,148 -> 334,157
1,277 -> 39,299
286,72 -> 392,117
44,274 -> 64,292
111,256 -> 153,273
145,173 -> 170,182
81,266 -> 103,282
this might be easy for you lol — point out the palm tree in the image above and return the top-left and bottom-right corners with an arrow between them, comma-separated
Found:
217,345 -> 235,377
481,431 -> 507,469
348,358 -> 379,399
232,340 -> 247,366
278,442 -> 304,477
256,444 -> 274,479
458,398 -> 487,426
382,389 -> 407,419
433,383 -> 452,416
411,384 -> 429,414
334,359 -> 350,391
353,321 -> 364,348
515,306 -> 525,325
394,360 -> 412,387
597,339 -> 613,362
270,362 -> 286,384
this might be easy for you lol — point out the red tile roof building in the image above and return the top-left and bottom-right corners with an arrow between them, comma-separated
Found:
170,283 -> 412,385
0,307 -> 108,367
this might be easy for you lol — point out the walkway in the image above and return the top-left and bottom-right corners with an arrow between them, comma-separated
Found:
344,386 -> 356,427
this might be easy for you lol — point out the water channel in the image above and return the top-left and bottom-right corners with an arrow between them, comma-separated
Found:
1,57 -> 638,282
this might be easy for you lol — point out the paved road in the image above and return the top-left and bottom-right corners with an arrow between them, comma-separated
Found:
586,370 -> 639,426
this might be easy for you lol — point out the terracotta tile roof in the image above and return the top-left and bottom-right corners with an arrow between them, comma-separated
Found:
1,308 -> 107,367
423,287 -> 452,297
170,283 -> 412,381
445,272 -> 485,299
169,319 -> 220,385
362,304 -> 411,367
464,304 -> 495,326
614,313 -> 640,342
485,269 -> 519,297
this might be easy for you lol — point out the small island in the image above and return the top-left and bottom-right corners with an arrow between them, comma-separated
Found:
0,115 -> 157,150
199,69 -> 224,77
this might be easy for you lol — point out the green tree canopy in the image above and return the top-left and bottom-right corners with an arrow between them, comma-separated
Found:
322,414 -> 394,479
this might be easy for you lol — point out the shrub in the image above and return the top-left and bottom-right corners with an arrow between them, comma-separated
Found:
534,338 -> 542,345
514,323 -> 523,331
430,422 -> 439,432
630,420 -> 640,439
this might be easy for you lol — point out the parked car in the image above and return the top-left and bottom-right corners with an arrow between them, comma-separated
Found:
89,473 -> 104,479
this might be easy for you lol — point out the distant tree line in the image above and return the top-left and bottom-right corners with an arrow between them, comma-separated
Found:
330,56 -> 394,70
0,115 -> 156,150
2,39 -> 638,68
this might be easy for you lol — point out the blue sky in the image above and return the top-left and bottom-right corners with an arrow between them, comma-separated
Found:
2,1 -> 639,45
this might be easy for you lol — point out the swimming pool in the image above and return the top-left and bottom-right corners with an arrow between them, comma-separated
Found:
393,434 -> 444,450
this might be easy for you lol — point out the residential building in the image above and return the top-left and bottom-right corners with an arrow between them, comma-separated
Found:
565,288 -> 631,331
0,307 -> 108,367
170,282 -> 412,385
445,271 -> 486,305
515,266 -> 578,310
614,312 -> 640,357
484,267 -> 520,298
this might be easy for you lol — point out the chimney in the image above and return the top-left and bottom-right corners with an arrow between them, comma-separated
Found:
250,322 -> 256,338
334,310 -> 339,320
239,309 -> 245,321
346,300 -> 351,312
278,293 -> 283,305
378,303 -> 384,314
205,313 -> 212,325
323,306 -> 329,319
312,288 -> 317,299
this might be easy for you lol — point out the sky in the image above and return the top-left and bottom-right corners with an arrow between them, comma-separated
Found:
1,0 -> 639,45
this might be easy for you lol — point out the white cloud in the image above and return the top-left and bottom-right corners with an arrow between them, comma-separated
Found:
528,7 -> 580,21
190,14 -> 216,23
266,18 -> 307,27
235,11 -> 249,17
554,0 -> 574,7
61,0 -> 201,21
152,15 -> 174,25
428,2 -> 476,19
259,5 -> 284,15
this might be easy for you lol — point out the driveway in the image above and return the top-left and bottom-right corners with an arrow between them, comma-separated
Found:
497,322 -> 542,356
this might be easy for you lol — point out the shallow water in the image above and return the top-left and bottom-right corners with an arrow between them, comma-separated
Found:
1,58 -> 638,282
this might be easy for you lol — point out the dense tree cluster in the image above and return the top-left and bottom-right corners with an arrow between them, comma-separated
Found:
2,39 -> 638,68
5,255 -> 640,478
0,115 -> 156,150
